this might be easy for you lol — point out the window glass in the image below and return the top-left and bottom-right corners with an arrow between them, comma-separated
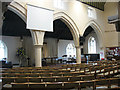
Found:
88,7 -> 96,19
54,0 -> 63,9
0,40 -> 7,60
66,43 -> 76,57
88,37 -> 96,54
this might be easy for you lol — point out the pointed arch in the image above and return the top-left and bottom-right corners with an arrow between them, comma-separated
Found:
82,20 -> 104,48
54,12 -> 80,47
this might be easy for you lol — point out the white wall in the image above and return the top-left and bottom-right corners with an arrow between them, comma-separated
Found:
22,36 -> 34,65
43,38 -> 76,58
1,36 -> 22,64
44,38 -> 58,57
104,2 -> 119,47
58,40 -> 74,57
43,38 -> 75,58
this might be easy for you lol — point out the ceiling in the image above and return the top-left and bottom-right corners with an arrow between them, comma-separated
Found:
79,26 -> 94,45
78,0 -> 106,11
83,26 -> 94,37
2,10 -> 31,36
45,19 -> 73,40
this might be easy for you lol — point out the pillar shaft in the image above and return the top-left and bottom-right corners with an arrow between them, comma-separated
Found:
76,46 -> 81,64
35,45 -> 42,67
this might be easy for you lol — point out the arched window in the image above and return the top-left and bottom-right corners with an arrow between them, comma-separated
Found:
0,40 -> 7,60
66,43 -> 76,57
88,37 -> 96,54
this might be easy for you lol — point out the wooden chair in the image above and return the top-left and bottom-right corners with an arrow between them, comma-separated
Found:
69,76 -> 81,82
62,81 -> 79,89
93,78 -> 120,90
15,77 -> 29,83
55,76 -> 68,82
29,77 -> 41,82
11,82 -> 29,88
29,73 -> 40,77
78,80 -> 94,90
44,82 -> 62,89
42,77 -> 56,82
2,77 -> 15,86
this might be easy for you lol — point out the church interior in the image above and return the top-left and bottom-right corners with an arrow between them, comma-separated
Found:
0,0 -> 120,90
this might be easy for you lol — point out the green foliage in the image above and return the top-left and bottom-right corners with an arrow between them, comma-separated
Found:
16,47 -> 25,57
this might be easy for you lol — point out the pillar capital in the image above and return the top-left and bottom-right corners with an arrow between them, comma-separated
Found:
30,30 -> 45,46
34,44 -> 43,48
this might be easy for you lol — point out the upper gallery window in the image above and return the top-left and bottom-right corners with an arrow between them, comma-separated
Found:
54,0 -> 64,9
88,7 -> 96,19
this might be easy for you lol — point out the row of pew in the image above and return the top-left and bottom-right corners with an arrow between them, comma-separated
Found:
2,77 -> 120,89
1,60 -> 120,90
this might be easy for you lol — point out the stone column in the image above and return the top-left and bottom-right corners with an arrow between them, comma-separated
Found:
76,46 -> 81,64
30,30 -> 45,67
34,45 -> 42,67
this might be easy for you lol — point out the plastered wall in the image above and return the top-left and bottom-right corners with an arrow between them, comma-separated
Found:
1,36 -> 22,64
104,2 -> 119,47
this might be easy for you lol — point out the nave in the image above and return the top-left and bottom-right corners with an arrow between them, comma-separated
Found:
0,1 -> 120,90
1,60 -> 120,90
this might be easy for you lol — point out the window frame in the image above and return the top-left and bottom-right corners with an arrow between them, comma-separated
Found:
0,40 -> 7,60
66,43 -> 76,57
88,36 -> 96,54
88,7 -> 97,19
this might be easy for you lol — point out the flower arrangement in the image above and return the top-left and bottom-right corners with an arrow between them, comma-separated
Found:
16,47 -> 29,66
16,47 -> 25,57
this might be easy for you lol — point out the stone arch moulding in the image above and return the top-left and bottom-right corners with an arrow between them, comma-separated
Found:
82,20 -> 104,49
8,1 -> 41,45
8,1 -> 27,23
54,12 -> 80,47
